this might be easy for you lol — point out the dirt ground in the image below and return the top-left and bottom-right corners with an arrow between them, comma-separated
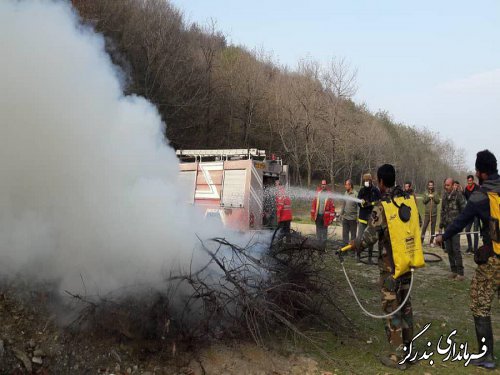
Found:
0,280 -> 329,375
292,222 -> 341,237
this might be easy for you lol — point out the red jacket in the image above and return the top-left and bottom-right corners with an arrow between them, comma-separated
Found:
311,188 -> 335,226
276,187 -> 293,223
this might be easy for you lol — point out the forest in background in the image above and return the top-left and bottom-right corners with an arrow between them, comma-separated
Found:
72,0 -> 468,191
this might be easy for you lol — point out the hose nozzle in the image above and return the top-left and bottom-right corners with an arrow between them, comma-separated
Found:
336,244 -> 353,263
341,244 -> 353,252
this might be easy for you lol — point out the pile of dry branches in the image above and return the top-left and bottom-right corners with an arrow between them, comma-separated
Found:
170,230 -> 351,346
65,289 -> 172,341
65,230 -> 351,349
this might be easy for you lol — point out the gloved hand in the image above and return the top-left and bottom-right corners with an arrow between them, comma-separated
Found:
360,199 -> 366,207
349,240 -> 357,251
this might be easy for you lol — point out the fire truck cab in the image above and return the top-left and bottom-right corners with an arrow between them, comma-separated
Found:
177,149 -> 288,231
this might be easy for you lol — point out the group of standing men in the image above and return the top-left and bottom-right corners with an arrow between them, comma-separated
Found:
277,164 -> 488,281
273,151 -> 498,370
347,150 -> 499,370
421,176 -> 479,252
417,174 -> 482,280
340,168 -> 485,280
273,179 -> 336,243
276,175 -> 381,253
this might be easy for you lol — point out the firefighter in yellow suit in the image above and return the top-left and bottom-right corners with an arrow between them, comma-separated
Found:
349,164 -> 425,370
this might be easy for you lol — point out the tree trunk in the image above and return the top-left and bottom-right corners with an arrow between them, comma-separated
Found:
295,161 -> 302,186
305,136 -> 312,188
329,136 -> 335,187
306,158 -> 312,188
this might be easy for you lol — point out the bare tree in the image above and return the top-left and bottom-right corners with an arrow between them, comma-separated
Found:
73,0 -> 469,189
289,59 -> 328,187
320,57 -> 357,186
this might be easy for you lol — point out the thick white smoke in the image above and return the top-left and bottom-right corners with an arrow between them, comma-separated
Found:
0,1 -> 219,293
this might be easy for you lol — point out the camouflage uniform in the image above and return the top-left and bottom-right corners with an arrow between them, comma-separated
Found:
442,173 -> 500,368
470,256 -> 500,316
440,189 -> 466,228
443,175 -> 500,316
440,190 -> 466,275
354,187 -> 413,357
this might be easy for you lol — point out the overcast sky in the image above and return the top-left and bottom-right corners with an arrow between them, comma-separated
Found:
171,0 -> 499,170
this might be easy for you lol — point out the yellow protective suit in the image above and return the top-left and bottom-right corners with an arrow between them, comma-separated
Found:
381,196 -> 426,278
488,192 -> 500,255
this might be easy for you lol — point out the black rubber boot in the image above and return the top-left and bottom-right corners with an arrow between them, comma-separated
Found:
378,353 -> 408,371
403,342 -> 417,366
470,316 -> 496,370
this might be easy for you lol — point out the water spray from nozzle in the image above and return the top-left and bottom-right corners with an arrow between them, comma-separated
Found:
264,186 -> 362,204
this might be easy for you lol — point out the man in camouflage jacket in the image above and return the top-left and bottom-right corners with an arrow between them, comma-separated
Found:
440,178 -> 467,279
350,164 -> 413,371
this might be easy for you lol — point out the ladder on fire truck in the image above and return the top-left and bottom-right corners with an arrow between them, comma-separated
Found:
176,148 -> 282,165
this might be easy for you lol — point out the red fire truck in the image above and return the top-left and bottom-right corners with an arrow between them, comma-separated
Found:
177,149 -> 288,231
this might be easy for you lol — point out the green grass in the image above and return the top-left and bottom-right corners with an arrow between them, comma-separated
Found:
293,199 -> 313,223
277,238 -> 499,374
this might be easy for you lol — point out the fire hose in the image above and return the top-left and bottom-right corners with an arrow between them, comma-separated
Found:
421,230 -> 481,239
355,231 -> 480,265
355,250 -> 443,265
336,244 -> 414,319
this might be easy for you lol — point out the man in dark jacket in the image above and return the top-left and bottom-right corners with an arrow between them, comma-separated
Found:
440,177 -> 467,280
464,175 -> 480,254
436,150 -> 500,370
357,173 -> 381,263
